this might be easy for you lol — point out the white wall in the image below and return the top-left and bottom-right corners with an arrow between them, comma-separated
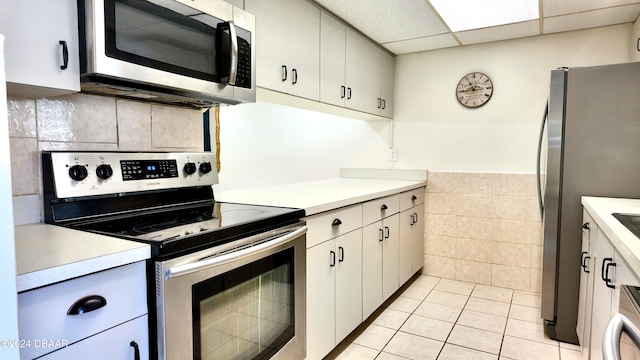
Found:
0,34 -> 20,360
214,101 -> 392,191
393,24 -> 632,173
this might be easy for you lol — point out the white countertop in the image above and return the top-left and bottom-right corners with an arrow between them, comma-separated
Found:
582,197 -> 640,278
216,177 -> 427,215
15,223 -> 150,292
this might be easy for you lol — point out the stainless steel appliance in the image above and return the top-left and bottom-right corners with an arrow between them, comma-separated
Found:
538,62 -> 640,343
77,0 -> 255,108
42,151 -> 306,360
603,285 -> 640,360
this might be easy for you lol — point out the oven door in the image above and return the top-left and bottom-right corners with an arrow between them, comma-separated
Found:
156,222 -> 306,360
81,0 -> 254,97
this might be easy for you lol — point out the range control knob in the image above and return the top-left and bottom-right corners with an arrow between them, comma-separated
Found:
184,162 -> 197,175
68,164 -> 88,181
199,162 -> 212,174
96,164 -> 113,180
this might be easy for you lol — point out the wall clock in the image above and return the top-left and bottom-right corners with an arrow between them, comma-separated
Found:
456,72 -> 493,108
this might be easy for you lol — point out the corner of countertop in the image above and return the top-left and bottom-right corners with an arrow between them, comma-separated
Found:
340,168 -> 428,181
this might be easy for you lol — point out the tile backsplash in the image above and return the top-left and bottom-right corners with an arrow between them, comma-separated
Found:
8,94 -> 204,224
423,171 -> 543,293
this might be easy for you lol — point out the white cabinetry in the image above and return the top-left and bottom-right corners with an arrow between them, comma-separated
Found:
581,208 -> 640,360
362,194 -> 400,319
246,0 -> 320,101
18,261 -> 148,360
306,205 -> 363,360
399,189 -> 425,284
576,210 -> 596,360
319,12 -> 395,117
0,0 -> 80,98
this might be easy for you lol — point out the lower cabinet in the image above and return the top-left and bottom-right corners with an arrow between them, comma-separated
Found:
399,203 -> 425,285
576,210 -> 596,360
362,213 -> 399,319
307,229 -> 362,360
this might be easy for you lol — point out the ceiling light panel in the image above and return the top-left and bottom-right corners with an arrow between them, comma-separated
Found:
429,0 -> 539,32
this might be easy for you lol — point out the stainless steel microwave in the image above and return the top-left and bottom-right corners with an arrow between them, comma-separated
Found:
77,0 -> 255,108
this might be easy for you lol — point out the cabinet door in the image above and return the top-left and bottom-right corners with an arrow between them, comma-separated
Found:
379,51 -> 395,118
576,215 -> 595,358
40,315 -> 149,360
0,0 -> 80,97
286,0 -> 320,100
345,29 -> 380,114
362,221 -> 383,319
245,0 -> 289,93
319,11 -> 347,107
399,210 -> 415,285
335,229 -> 363,343
306,239 -> 336,360
589,228 -> 616,360
382,213 -> 400,300
412,204 -> 425,274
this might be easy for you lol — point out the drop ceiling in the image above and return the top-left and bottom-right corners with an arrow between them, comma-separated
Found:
312,0 -> 640,55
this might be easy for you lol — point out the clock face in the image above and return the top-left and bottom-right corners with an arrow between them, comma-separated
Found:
456,72 -> 493,108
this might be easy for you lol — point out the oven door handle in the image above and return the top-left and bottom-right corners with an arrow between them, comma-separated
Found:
165,225 -> 307,279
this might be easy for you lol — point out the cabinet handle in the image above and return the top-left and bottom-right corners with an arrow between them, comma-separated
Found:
581,252 -> 590,273
330,251 -> 336,267
380,204 -> 388,211
347,87 -> 352,100
130,341 -> 140,360
384,226 -> 390,239
411,195 -> 418,201
332,218 -> 342,226
67,295 -> 107,315
382,99 -> 386,110
338,246 -> 344,262
282,65 -> 287,81
59,40 -> 69,70
292,68 -> 298,84
414,213 -> 418,224
378,98 -> 382,109
341,86 -> 346,99
602,257 -> 616,289
582,222 -> 590,230
378,228 -> 384,242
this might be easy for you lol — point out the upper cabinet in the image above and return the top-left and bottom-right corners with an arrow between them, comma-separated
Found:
0,0 -> 80,98
246,0 -> 320,101
319,11 -> 394,118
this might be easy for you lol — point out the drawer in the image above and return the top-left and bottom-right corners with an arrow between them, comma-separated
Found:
400,187 -> 425,211
18,261 -> 147,360
38,315 -> 149,360
363,194 -> 400,226
305,204 -> 362,248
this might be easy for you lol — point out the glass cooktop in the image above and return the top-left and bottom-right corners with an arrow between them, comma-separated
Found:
66,202 -> 304,257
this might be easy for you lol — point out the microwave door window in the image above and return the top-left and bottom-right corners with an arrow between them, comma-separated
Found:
106,0 -> 220,81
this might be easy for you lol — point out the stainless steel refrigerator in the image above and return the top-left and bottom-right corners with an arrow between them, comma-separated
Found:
539,62 -> 640,344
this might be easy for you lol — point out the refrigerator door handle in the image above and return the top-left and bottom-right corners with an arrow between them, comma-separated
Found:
536,99 -> 549,220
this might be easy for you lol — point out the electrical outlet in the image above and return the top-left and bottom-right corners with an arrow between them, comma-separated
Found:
388,148 -> 398,162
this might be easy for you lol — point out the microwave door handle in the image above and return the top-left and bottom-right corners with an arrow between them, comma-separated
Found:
227,21 -> 238,85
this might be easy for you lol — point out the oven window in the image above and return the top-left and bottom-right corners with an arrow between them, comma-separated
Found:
192,247 -> 295,360
105,0 -> 220,81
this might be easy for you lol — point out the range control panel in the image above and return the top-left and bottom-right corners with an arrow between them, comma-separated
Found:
44,151 -> 218,198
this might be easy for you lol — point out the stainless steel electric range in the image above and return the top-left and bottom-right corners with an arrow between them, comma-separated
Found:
42,151 -> 307,360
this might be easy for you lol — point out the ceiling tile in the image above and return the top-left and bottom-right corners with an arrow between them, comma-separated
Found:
543,0 -> 640,17
382,34 -> 459,55
456,20 -> 540,45
313,0 -> 448,43
544,4 -> 640,33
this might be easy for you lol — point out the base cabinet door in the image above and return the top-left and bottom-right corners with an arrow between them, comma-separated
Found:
306,239 -> 336,360
335,229 -> 363,343
399,204 -> 425,284
382,213 -> 400,300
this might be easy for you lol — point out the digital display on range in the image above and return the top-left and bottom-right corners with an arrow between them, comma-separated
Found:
121,160 -> 178,181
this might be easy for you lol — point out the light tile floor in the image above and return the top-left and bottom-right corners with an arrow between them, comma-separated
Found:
324,275 -> 583,360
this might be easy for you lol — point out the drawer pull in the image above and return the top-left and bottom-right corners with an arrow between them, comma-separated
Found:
412,195 -> 418,201
130,341 -> 140,360
332,218 -> 342,226
67,295 -> 107,315
381,204 -> 388,211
